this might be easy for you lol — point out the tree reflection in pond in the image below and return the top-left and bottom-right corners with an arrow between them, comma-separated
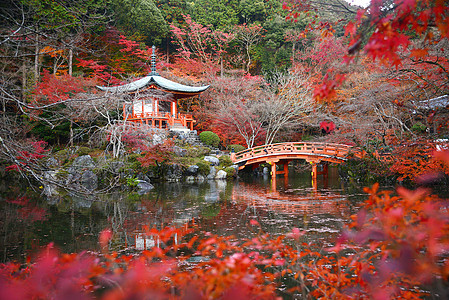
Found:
0,168 -> 364,262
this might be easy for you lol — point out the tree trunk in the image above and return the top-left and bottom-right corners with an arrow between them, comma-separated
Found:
34,34 -> 39,83
22,60 -> 27,102
69,48 -> 73,76
69,120 -> 74,147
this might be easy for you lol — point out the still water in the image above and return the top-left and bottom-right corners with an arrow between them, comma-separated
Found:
0,166 -> 366,263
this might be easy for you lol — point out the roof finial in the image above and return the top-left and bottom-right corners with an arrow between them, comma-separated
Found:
150,45 -> 159,76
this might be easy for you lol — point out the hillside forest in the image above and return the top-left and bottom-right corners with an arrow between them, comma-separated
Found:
1,0 -> 448,184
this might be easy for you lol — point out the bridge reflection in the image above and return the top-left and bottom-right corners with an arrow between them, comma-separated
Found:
121,175 -> 355,250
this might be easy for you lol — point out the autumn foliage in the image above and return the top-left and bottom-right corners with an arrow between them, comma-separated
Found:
1,151 -> 448,299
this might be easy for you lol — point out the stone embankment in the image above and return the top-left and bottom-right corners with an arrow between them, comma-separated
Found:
41,146 -> 238,198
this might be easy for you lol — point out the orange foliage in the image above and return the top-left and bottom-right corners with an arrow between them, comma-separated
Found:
1,153 -> 448,299
390,139 -> 449,182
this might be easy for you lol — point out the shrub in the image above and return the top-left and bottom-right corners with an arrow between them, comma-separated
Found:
199,131 -> 220,148
227,144 -> 245,153
224,166 -> 236,178
76,147 -> 91,156
411,121 -> 427,133
196,160 -> 211,176
219,155 -> 233,168
184,146 -> 210,158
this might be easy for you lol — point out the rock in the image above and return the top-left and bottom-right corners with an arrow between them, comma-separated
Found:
109,161 -> 125,173
186,165 -> 199,176
42,171 -> 58,197
152,133 -> 165,145
204,156 -> 219,166
68,155 -> 95,174
166,164 -> 183,181
173,146 -> 187,157
80,170 -> 98,191
207,166 -> 217,180
215,170 -> 227,180
137,173 -> 151,183
46,157 -> 59,168
137,180 -> 154,195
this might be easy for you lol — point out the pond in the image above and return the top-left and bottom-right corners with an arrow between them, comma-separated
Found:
0,165 -> 366,263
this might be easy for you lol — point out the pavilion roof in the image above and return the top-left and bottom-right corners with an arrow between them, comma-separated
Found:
414,94 -> 448,110
96,45 -> 209,98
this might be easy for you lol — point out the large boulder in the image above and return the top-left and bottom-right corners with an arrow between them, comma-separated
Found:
137,180 -> 154,195
186,165 -> 199,176
204,156 -> 219,166
80,170 -> 98,191
166,164 -> 183,181
207,166 -> 217,180
173,146 -> 187,157
68,155 -> 95,174
215,170 -> 227,180
109,161 -> 125,174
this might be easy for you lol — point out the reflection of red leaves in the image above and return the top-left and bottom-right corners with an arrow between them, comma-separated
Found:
6,196 -> 47,222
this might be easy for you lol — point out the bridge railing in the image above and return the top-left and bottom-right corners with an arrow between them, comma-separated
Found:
232,142 -> 362,163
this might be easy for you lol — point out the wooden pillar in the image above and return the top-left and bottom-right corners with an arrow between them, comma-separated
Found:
283,161 -> 289,178
311,163 -> 317,181
322,163 -> 328,177
271,173 -> 277,192
141,99 -> 144,116
171,101 -> 176,117
271,162 -> 277,180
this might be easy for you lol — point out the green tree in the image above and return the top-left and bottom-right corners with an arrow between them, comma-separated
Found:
110,0 -> 169,45
186,0 -> 239,30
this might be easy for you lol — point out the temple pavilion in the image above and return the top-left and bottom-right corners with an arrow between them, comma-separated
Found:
97,46 -> 209,131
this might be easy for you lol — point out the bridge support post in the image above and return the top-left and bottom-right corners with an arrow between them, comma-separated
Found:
271,162 -> 277,179
311,163 -> 318,181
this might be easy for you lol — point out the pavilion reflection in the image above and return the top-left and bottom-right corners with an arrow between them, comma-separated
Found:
115,176 -> 353,251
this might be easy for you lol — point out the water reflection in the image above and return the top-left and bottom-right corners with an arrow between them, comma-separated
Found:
0,169 -> 365,262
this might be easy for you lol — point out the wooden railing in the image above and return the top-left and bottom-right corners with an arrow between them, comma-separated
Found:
125,111 -> 194,127
231,142 -> 363,164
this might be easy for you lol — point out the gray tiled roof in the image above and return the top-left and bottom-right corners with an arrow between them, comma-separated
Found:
415,95 -> 448,110
97,74 -> 209,94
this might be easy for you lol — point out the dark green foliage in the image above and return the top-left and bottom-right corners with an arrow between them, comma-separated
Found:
196,160 -> 211,176
30,112 -> 70,145
199,131 -> 220,148
339,154 -> 395,185
224,166 -> 236,178
227,144 -> 245,153
184,146 -> 211,158
411,122 -> 427,133
218,155 -> 232,168
76,147 -> 91,156
186,0 -> 239,29
110,0 -> 169,45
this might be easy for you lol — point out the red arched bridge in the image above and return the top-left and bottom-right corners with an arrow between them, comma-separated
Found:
230,142 -> 364,181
